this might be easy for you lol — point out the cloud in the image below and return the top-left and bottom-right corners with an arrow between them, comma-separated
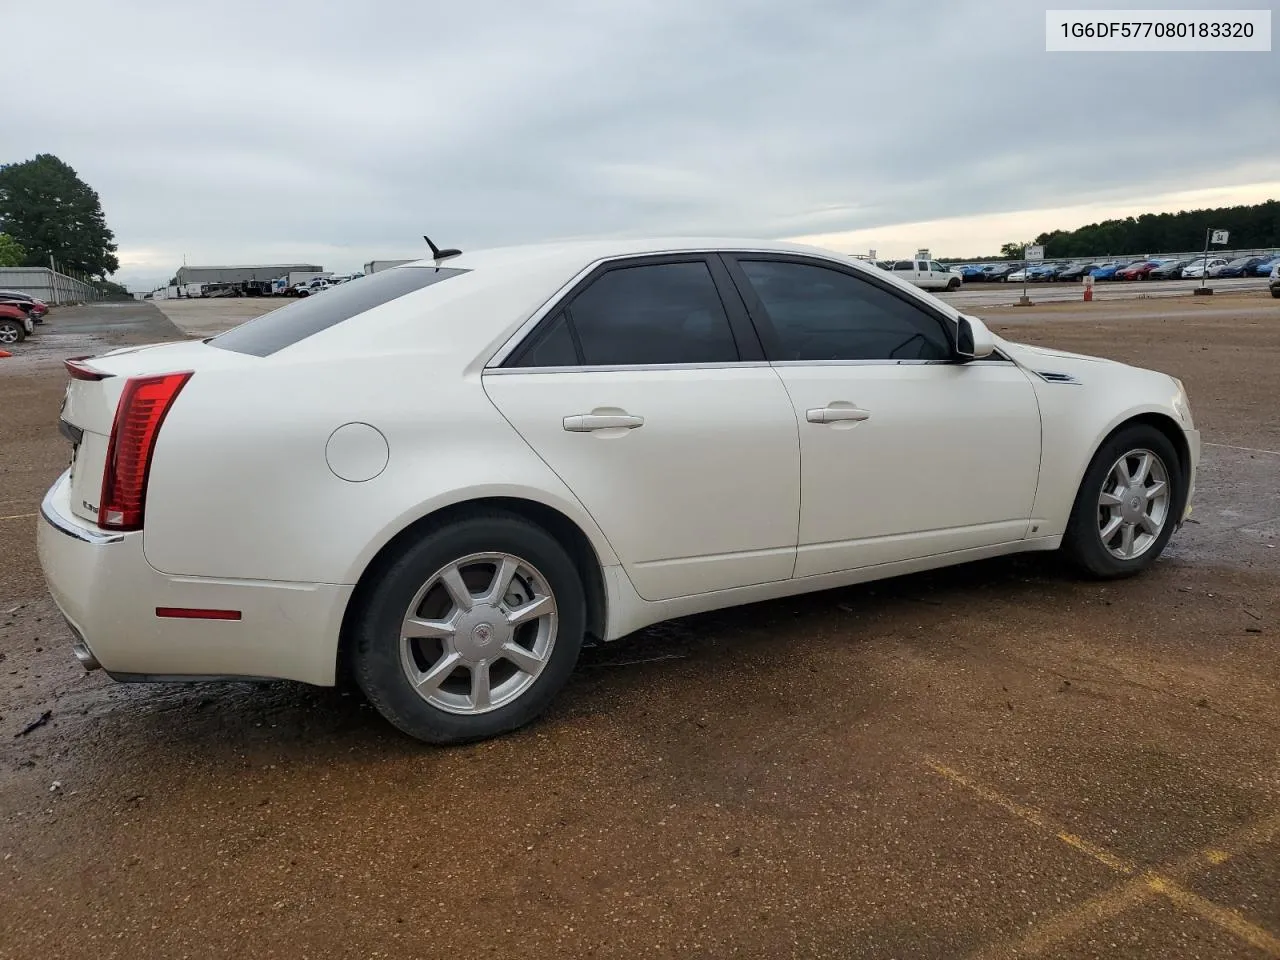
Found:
6,0 -> 1276,289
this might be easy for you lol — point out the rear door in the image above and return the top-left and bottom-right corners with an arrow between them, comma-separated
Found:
483,255 -> 801,602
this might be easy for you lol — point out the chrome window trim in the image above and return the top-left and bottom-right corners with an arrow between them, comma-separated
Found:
483,361 -> 773,376
484,246 -> 920,369
483,356 -> 1014,375
41,471 -> 124,545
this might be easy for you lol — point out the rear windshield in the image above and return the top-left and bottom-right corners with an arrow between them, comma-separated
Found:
209,266 -> 469,357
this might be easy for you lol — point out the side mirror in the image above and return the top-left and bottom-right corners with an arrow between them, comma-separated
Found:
955,314 -> 995,360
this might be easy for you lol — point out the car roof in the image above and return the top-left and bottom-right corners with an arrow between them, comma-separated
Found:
394,236 -> 849,274
273,235 -> 966,367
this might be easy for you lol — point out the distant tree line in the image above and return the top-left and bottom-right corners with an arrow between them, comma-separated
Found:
1033,199 -> 1280,258
942,199 -> 1280,263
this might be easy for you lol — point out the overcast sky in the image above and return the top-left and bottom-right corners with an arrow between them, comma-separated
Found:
7,0 -> 1278,289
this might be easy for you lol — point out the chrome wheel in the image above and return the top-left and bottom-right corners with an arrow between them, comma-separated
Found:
1097,448 -> 1170,560
399,552 -> 558,715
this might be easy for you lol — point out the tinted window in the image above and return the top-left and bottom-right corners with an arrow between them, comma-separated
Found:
512,312 -> 578,367
738,260 -> 951,362
892,261 -> 913,271
210,266 -> 469,357
929,261 -> 946,272
566,261 -> 738,366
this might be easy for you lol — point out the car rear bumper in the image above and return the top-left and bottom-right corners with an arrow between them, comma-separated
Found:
37,471 -> 351,685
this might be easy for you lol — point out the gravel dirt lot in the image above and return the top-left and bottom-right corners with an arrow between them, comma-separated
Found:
2,294 -> 1278,960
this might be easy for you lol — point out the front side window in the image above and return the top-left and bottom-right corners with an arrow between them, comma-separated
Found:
564,261 -> 739,366
737,259 -> 952,362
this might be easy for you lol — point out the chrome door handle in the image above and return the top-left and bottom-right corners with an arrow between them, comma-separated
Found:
807,406 -> 870,424
563,413 -> 645,432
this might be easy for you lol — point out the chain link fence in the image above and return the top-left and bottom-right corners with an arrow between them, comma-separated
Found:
0,267 -> 103,304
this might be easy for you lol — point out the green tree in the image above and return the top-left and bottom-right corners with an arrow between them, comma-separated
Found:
0,154 -> 119,278
999,242 -> 1025,259
92,278 -> 131,298
0,232 -> 24,267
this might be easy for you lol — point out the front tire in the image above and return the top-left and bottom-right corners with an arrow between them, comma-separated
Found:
947,277 -> 961,290
1062,425 -> 1182,578
0,318 -> 26,345
352,512 -> 587,744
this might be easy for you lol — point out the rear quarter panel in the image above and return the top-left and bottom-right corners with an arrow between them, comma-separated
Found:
141,353 -> 618,584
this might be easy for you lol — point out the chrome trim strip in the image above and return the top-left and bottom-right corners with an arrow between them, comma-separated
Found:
484,361 -> 773,375
485,358 -> 1015,374
40,472 -> 124,545
1032,370 -> 1083,385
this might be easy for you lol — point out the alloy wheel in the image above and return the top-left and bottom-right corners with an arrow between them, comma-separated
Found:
1097,448 -> 1171,560
399,552 -> 558,715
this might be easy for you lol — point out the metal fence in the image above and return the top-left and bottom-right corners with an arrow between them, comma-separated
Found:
0,267 -> 102,304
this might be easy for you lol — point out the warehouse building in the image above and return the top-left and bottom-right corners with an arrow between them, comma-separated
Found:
175,263 -> 322,286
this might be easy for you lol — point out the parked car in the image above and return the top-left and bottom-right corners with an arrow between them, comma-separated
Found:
1116,260 -> 1169,281
1251,256 -> 1280,277
0,303 -> 35,345
1055,262 -> 1098,281
0,290 -> 50,323
956,264 -> 988,282
1215,256 -> 1268,278
1006,264 -> 1056,282
0,296 -> 44,324
1181,257 -> 1228,279
37,237 -> 1201,744
1270,262 -> 1280,298
1149,258 -> 1194,280
888,259 -> 962,291
981,263 -> 1019,281
1090,261 -> 1138,281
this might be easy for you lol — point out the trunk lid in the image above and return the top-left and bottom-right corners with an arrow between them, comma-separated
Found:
59,340 -> 252,525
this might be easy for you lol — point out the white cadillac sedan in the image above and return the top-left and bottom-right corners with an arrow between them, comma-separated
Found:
38,238 -> 1199,743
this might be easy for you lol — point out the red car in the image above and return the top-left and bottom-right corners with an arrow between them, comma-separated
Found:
0,290 -> 49,323
1115,260 -> 1167,281
0,302 -> 34,345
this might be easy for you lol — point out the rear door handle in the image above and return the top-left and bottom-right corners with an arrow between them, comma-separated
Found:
563,413 -> 645,432
806,406 -> 871,424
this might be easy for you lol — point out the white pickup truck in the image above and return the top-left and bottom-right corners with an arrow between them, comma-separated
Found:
888,259 -> 962,291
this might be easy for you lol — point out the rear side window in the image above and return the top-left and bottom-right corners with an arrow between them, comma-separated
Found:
570,262 -> 738,365
510,260 -> 739,368
516,312 -> 578,367
210,266 -> 469,357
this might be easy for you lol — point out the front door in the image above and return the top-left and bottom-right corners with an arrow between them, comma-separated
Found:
484,255 -> 801,602
723,255 -> 1043,578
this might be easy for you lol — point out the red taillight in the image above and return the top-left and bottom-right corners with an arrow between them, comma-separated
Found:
99,371 -> 192,531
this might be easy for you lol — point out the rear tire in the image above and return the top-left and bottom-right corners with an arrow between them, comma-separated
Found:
1062,424 -> 1183,579
352,512 -> 587,744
